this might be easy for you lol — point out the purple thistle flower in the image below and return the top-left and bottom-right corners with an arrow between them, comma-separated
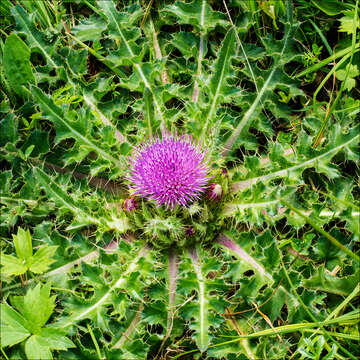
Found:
128,132 -> 209,208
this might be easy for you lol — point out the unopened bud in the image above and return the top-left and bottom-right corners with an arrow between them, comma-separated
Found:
185,226 -> 195,236
207,183 -> 223,201
123,197 -> 138,212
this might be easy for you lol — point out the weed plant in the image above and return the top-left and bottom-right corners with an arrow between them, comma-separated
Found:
0,0 -> 359,359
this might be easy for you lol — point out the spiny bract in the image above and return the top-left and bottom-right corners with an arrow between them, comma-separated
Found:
129,132 -> 209,208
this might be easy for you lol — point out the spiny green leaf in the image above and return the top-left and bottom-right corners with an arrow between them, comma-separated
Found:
11,5 -> 58,69
232,125 -> 360,193
0,113 -> 18,147
178,247 -> 227,352
188,247 -> 211,352
98,0 -> 143,63
163,0 -> 228,33
221,2 -> 302,156
31,85 -> 124,172
304,267 -> 359,297
71,15 -> 107,42
58,245 -> 149,329
99,0 -> 166,126
281,198 -> 359,262
202,28 -> 238,137
33,167 -> 130,233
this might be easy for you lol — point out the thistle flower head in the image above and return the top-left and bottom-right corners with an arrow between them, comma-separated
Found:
128,132 -> 209,208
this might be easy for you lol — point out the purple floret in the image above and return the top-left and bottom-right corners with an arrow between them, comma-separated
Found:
128,132 -> 209,208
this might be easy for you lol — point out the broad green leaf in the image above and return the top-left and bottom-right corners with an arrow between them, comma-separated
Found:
13,227 -> 32,261
3,33 -> 35,97
19,283 -> 56,333
0,254 -> 27,277
0,303 -> 30,347
38,328 -> 75,350
29,245 -> 57,274
1,228 -> 57,277
25,335 -> 53,360
336,64 -> 359,91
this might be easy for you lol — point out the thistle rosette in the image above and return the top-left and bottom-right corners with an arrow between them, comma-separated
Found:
128,132 -> 209,208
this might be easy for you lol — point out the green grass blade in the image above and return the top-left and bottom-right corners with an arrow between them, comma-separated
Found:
296,44 -> 360,78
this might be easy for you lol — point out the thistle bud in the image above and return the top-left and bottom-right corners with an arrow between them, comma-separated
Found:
207,183 -> 223,201
123,197 -> 138,212
185,226 -> 195,236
